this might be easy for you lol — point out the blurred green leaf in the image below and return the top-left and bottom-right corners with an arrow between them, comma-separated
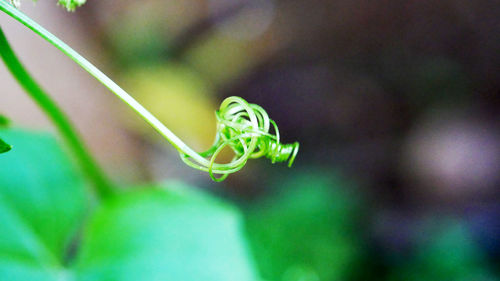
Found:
0,116 -> 11,153
392,220 -> 497,281
0,115 -> 9,127
245,171 -> 363,281
0,137 -> 11,153
0,128 -> 258,281
0,128 -> 88,279
185,34 -> 254,86
106,10 -> 168,67
74,182 -> 257,281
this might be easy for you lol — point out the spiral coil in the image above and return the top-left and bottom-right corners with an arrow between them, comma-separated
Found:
180,96 -> 299,181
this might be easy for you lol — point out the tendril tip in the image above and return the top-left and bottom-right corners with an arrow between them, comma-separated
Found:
179,96 -> 299,181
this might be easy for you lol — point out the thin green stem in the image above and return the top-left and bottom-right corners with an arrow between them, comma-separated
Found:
0,27 -> 115,199
0,0 -> 206,165
0,0 -> 299,181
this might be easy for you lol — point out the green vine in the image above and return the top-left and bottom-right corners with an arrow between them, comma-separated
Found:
0,0 -> 298,182
0,27 -> 114,198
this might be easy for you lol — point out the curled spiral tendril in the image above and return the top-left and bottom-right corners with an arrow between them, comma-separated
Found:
179,96 -> 299,181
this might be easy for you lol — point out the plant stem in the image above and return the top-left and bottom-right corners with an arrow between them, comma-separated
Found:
0,0 -> 210,167
0,27 -> 115,199
0,1 -> 299,181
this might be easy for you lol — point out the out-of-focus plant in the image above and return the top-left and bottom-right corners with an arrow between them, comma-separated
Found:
245,171 -> 364,281
0,137 -> 10,153
389,220 -> 497,281
0,115 -> 12,153
0,129 -> 258,280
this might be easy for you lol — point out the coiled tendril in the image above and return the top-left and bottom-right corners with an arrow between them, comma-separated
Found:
180,96 -> 299,181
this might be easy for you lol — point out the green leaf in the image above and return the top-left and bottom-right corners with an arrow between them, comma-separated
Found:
245,171 -> 363,281
0,116 -> 11,153
391,220 -> 497,281
0,128 -> 258,280
74,182 -> 258,281
0,114 -> 10,127
0,137 -> 11,153
0,128 -> 88,278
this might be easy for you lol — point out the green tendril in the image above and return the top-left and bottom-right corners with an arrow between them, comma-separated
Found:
0,0 -> 299,181
181,96 -> 299,181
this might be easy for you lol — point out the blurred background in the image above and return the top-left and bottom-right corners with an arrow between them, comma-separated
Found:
0,0 -> 499,280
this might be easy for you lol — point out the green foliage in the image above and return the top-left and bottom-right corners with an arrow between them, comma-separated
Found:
0,27 -> 113,197
0,128 -> 258,281
57,0 -> 86,11
0,138 -> 11,153
0,114 -> 10,127
0,129 -> 88,279
391,220 -> 497,281
0,115 -> 11,153
75,184 -> 257,281
245,171 -> 363,281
